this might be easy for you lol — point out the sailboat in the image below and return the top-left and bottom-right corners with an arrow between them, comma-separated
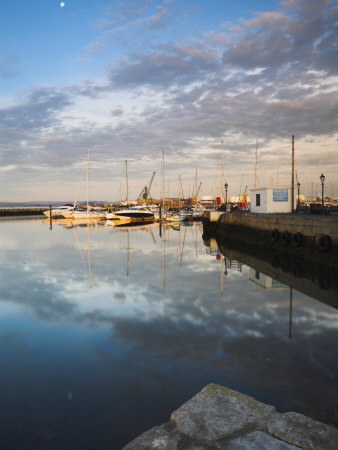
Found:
106,160 -> 154,223
167,175 -> 186,222
71,148 -> 106,220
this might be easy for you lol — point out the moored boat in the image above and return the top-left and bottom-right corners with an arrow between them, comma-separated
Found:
43,204 -> 77,218
166,211 -> 186,222
106,205 -> 155,223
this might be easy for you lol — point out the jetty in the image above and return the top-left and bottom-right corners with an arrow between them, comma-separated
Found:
203,212 -> 338,269
0,208 -> 47,217
123,384 -> 338,449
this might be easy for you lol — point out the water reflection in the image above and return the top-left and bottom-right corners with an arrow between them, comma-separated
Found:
0,219 -> 337,449
204,232 -> 338,310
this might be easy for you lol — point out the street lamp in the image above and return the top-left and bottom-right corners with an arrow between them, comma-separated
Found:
224,183 -> 228,207
320,174 -> 325,207
297,182 -> 300,208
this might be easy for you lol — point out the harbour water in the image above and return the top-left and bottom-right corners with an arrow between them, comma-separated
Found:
0,218 -> 337,449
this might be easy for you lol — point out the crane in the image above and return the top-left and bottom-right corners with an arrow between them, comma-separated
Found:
137,171 -> 156,201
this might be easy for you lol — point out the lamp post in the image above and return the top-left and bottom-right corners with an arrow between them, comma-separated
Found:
224,183 -> 228,209
297,182 -> 300,208
320,174 -> 325,207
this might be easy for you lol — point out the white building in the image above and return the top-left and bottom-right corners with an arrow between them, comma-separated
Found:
250,187 -> 296,213
249,269 -> 287,290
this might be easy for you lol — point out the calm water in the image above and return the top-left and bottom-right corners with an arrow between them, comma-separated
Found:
0,218 -> 337,449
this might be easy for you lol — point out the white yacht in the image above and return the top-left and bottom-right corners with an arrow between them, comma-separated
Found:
43,204 -> 77,218
166,211 -> 186,222
106,205 -> 154,223
72,208 -> 106,220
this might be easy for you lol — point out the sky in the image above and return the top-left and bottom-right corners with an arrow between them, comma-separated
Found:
0,0 -> 337,202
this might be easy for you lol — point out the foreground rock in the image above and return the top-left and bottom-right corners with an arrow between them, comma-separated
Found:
123,384 -> 338,450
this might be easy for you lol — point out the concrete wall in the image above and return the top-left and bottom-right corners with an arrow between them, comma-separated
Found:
215,212 -> 338,269
218,213 -> 338,245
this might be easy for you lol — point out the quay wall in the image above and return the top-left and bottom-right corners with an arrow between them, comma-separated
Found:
218,212 -> 338,244
211,212 -> 338,269
0,208 -> 47,217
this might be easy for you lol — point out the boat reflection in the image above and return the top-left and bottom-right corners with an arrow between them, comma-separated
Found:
44,218 -> 106,229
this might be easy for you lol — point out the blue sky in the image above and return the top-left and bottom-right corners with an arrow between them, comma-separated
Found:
0,0 -> 337,202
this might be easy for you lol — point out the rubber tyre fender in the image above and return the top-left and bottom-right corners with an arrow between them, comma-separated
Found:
292,232 -> 303,247
271,228 -> 279,242
281,230 -> 290,245
318,234 -> 331,252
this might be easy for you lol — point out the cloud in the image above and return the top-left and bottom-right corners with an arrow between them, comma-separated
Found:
0,0 -> 337,200
106,44 -> 220,89
148,6 -> 170,29
0,51 -> 22,79
0,87 -> 72,132
111,106 -> 124,116
222,0 -> 338,74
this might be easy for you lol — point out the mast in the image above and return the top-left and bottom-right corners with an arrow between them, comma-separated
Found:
221,140 -> 224,198
178,175 -> 181,211
162,149 -> 165,209
125,160 -> 129,205
87,147 -> 90,212
292,135 -> 295,213
254,140 -> 258,189
195,168 -> 198,204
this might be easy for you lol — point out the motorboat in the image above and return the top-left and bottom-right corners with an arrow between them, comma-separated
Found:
180,209 -> 194,220
43,204 -> 77,218
106,205 -> 155,223
166,211 -> 186,222
72,208 -> 106,220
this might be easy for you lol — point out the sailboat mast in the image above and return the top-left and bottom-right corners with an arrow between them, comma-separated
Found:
221,140 -> 224,198
125,160 -> 129,205
254,140 -> 258,189
195,168 -> 198,204
178,175 -> 181,211
87,147 -> 90,212
162,149 -> 165,208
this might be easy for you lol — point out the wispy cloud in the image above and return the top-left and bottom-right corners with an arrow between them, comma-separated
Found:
1,0 -> 337,200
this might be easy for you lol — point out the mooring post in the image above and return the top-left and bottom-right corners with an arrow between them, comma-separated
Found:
49,204 -> 52,229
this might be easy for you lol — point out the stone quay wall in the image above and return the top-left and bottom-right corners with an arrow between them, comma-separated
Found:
123,384 -> 338,449
212,213 -> 338,269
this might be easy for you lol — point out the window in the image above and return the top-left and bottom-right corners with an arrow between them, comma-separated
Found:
256,193 -> 260,206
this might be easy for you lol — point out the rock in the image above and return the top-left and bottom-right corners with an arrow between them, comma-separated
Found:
122,424 -> 180,450
171,384 -> 276,441
223,430 -> 300,449
268,412 -> 338,450
123,385 -> 338,449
